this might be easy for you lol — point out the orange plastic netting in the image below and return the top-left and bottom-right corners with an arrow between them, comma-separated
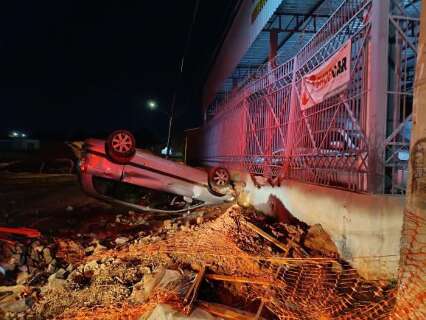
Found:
89,205 -> 422,319
390,209 -> 426,319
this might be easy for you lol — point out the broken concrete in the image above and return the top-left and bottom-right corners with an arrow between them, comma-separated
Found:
304,224 -> 339,257
0,174 -> 397,319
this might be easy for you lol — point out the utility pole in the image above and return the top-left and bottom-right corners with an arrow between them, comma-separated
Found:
166,0 -> 200,159
165,92 -> 176,159
392,5 -> 426,318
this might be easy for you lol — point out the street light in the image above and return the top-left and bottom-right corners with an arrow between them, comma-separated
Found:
147,99 -> 157,110
146,99 -> 173,158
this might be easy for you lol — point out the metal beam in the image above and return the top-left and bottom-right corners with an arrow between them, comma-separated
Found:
264,13 -> 329,33
229,64 -> 261,82
262,0 -> 329,64
232,64 -> 262,69
264,28 -> 317,34
273,13 -> 330,18
404,0 -> 421,10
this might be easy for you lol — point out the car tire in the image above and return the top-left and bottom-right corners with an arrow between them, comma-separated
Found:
208,167 -> 231,193
105,130 -> 136,164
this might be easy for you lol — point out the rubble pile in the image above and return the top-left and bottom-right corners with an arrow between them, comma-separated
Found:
1,204 -> 397,319
0,205 -> 227,319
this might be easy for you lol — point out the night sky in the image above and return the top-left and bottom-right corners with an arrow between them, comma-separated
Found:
0,1 -> 239,143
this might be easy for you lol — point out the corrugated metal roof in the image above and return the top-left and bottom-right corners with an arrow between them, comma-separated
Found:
221,0 -> 344,92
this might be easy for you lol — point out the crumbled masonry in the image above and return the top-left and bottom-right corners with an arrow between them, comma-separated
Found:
0,204 -> 398,319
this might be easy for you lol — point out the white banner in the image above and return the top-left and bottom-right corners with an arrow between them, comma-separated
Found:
300,40 -> 352,110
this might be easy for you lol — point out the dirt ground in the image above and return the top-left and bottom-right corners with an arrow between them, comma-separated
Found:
0,173 -> 144,238
0,173 -> 397,320
0,173 -> 232,319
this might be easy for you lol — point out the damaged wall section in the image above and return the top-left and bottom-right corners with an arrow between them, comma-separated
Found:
241,176 -> 404,280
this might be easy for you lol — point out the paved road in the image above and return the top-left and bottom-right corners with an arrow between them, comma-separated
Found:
0,173 -> 115,231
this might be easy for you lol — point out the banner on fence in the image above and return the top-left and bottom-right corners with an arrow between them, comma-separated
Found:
300,40 -> 352,110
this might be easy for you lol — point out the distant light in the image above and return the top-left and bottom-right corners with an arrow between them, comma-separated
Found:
398,150 -> 409,161
147,100 -> 157,110
161,146 -> 172,156
8,130 -> 27,138
9,131 -> 19,138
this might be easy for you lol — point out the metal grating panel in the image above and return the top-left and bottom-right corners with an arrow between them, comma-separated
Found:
220,0 -> 344,93
200,0 -> 420,194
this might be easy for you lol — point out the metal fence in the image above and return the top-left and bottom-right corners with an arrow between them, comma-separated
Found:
197,0 -> 420,194
384,1 -> 421,194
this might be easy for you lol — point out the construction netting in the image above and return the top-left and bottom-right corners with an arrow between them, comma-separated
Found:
40,205 -> 423,320
390,209 -> 426,319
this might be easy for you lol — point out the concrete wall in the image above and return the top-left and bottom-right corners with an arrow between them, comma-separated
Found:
241,176 -> 404,280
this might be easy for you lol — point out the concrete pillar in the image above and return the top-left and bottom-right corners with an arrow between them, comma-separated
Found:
366,0 -> 390,193
262,30 -> 279,179
232,77 -> 238,89
392,5 -> 426,318
269,30 -> 278,67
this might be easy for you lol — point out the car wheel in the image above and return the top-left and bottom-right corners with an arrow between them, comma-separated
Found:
105,130 -> 136,164
209,167 -> 231,191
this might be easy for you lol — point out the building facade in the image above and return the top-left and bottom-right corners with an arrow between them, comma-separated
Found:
196,0 -> 420,196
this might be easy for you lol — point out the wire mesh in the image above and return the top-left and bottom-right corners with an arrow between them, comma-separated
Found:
199,0 -> 372,192
32,204 -> 425,320
383,0 -> 421,194
198,0 -> 420,194
390,209 -> 426,319
89,205 -> 406,319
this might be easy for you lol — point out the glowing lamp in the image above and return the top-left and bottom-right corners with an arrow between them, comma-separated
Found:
147,100 -> 157,110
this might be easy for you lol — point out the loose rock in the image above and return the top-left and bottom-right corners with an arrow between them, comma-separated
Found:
16,272 -> 30,285
84,246 -> 95,255
54,268 -> 68,280
115,237 -> 129,245
42,248 -> 53,264
47,260 -> 57,274
83,260 -> 99,278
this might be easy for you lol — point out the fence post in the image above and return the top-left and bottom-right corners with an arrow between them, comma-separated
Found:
282,57 -> 299,178
366,0 -> 390,193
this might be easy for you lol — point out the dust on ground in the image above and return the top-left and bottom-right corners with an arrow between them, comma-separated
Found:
0,173 -> 397,320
